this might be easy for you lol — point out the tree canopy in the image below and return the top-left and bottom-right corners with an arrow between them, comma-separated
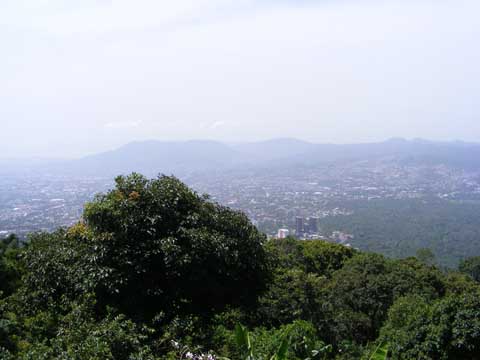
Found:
20,174 -> 271,321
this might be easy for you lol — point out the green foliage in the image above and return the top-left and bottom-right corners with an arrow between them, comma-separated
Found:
416,248 -> 436,266
257,239 -> 354,328
380,292 -> 480,359
320,254 -> 445,345
367,343 -> 389,360
0,235 -> 19,255
266,238 -> 304,271
18,227 -> 97,314
256,269 -> 325,327
234,324 -> 255,359
458,256 -> 480,282
0,236 -> 22,356
442,271 -> 479,295
257,238 -> 451,353
82,174 -> 270,320
317,198 -> 480,267
0,234 -> 21,298
0,299 -> 18,354
227,321 -> 330,360
16,296 -> 157,360
300,241 -> 355,277
266,238 -> 355,277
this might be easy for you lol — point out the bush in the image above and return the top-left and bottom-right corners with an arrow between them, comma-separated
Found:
380,292 -> 480,359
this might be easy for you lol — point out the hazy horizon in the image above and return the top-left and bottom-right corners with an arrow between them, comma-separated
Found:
3,0 -> 480,158
1,136 -> 479,162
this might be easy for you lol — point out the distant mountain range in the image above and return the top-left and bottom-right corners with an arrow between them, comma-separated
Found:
4,138 -> 480,176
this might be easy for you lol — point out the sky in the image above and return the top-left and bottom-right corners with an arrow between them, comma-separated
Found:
1,0 -> 480,158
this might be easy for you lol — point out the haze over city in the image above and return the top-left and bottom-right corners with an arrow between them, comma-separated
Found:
2,0 -> 480,158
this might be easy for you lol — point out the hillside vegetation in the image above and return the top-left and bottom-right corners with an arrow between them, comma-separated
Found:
1,174 -> 480,359
319,198 -> 480,268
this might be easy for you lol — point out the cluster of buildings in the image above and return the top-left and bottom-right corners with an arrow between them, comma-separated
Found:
295,216 -> 319,238
0,175 -> 112,239
277,216 -> 354,248
3,161 -> 480,242
188,161 -> 480,238
277,216 -> 320,239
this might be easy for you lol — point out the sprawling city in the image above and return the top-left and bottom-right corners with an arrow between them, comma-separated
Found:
3,159 -> 480,267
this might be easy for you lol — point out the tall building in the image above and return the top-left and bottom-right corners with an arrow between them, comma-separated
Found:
308,217 -> 319,233
303,222 -> 310,234
295,216 -> 304,237
277,228 -> 290,239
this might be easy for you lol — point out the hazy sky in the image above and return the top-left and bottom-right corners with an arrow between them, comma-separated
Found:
2,0 -> 480,158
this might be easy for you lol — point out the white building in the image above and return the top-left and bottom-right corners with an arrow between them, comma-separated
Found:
277,228 -> 290,239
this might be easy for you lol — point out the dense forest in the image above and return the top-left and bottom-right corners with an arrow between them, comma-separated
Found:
1,174 -> 480,359
319,198 -> 480,268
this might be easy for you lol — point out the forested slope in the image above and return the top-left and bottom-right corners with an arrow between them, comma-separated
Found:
319,198 -> 480,268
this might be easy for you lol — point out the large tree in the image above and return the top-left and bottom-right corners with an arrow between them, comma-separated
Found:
81,173 -> 271,320
19,174 -> 270,324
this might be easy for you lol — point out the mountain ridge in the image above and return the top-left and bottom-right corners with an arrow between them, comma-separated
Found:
15,138 -> 480,176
